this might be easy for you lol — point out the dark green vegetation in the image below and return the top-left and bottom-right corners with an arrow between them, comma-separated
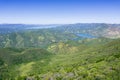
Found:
0,23 -> 120,80
0,38 -> 120,80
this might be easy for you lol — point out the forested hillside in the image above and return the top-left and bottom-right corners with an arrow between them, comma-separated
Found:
0,23 -> 120,80
0,38 -> 120,80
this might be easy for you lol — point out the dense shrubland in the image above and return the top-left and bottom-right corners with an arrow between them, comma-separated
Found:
0,38 -> 120,80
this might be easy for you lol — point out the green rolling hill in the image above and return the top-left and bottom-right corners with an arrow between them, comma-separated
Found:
0,38 -> 120,80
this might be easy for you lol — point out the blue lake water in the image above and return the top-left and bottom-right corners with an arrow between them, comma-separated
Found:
76,33 -> 96,38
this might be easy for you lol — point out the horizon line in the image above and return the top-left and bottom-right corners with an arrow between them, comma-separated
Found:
0,22 -> 120,25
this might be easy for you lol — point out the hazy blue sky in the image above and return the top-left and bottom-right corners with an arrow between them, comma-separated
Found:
0,0 -> 120,24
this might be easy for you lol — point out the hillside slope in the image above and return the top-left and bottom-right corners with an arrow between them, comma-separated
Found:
0,39 -> 120,80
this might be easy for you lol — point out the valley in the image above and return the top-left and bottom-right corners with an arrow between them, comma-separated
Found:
0,23 -> 120,80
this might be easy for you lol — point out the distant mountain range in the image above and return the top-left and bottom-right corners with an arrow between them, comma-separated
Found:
0,23 -> 120,38
0,23 -> 120,48
0,24 -> 59,34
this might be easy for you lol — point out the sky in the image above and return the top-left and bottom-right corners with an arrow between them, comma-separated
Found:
0,0 -> 120,24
